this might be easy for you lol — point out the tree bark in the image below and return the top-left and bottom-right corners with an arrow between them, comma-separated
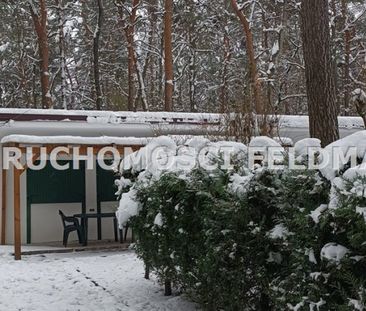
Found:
330,0 -> 340,114
93,0 -> 104,110
341,0 -> 351,115
187,0 -> 197,112
116,0 -> 149,111
230,0 -> 263,116
55,0 -> 67,109
220,33 -> 231,113
145,0 -> 158,109
300,0 -> 339,147
134,58 -> 149,111
29,0 -> 52,109
163,0 -> 174,111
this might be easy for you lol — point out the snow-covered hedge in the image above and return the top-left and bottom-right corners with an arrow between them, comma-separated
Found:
115,134 -> 366,310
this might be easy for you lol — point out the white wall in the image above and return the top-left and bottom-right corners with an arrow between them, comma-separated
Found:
31,203 -> 82,243
100,201 -> 119,240
84,163 -> 98,241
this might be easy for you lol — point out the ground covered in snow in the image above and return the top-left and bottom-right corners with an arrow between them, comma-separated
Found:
0,250 -> 198,311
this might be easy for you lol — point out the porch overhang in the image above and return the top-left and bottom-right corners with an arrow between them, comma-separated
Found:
0,134 -> 146,260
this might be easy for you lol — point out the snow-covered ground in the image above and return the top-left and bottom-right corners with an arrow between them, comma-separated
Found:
0,250 -> 198,311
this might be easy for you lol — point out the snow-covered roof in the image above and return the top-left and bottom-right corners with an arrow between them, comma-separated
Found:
0,108 -> 363,129
0,108 -> 221,124
0,109 -> 363,144
1,135 -> 150,146
278,115 -> 364,129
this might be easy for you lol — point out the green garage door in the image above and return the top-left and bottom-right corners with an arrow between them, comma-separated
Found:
96,160 -> 118,203
26,160 -> 86,243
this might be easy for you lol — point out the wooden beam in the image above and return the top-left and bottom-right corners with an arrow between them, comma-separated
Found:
21,149 -> 41,173
14,166 -> 21,260
0,141 -> 146,261
1,169 -> 7,245
2,143 -> 145,156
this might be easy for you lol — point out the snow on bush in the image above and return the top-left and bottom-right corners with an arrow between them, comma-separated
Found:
120,136 -> 177,175
309,204 -> 328,224
320,243 -> 349,263
294,137 -> 321,160
228,172 -> 253,195
249,136 -> 283,148
320,131 -> 366,180
115,189 -> 140,226
268,223 -> 291,240
116,136 -> 248,227
114,133 -> 366,310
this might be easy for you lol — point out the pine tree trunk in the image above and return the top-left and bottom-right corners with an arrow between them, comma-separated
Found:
300,0 -> 339,147
116,0 -> 148,111
93,0 -> 104,110
145,0 -> 158,109
229,1 -> 263,114
187,0 -> 197,112
220,33 -> 231,113
126,0 -> 139,111
329,0 -> 340,113
341,0 -> 351,115
29,0 -> 52,109
230,0 -> 267,134
56,0 -> 67,109
163,0 -> 174,112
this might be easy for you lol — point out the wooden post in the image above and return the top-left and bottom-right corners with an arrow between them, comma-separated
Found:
1,169 -> 7,245
14,166 -> 21,260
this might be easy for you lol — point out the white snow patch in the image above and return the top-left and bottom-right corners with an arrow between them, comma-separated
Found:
348,298 -> 364,311
352,88 -> 366,105
115,177 -> 132,196
249,136 -> 282,148
278,115 -> 364,129
273,136 -> 293,146
0,42 -> 9,52
294,138 -> 321,158
309,204 -> 328,224
228,173 -> 252,195
321,131 -> 366,180
320,243 -> 349,263
212,141 -> 247,154
356,206 -> 366,222
1,134 -> 149,146
0,250 -> 197,311
268,224 -> 290,239
154,213 -> 163,227
116,189 -> 140,227
308,248 -> 318,264
287,300 -> 305,311
271,40 -> 279,56
185,136 -> 210,150
309,299 -> 326,311
343,165 -> 366,181
120,136 -> 177,175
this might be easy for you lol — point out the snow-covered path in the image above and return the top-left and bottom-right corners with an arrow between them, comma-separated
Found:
0,250 -> 198,311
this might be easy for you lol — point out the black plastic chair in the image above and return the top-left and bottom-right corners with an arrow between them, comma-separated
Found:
59,210 -> 84,247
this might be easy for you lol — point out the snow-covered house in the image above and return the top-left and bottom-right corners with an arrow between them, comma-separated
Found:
0,108 -> 222,259
0,108 -> 363,260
